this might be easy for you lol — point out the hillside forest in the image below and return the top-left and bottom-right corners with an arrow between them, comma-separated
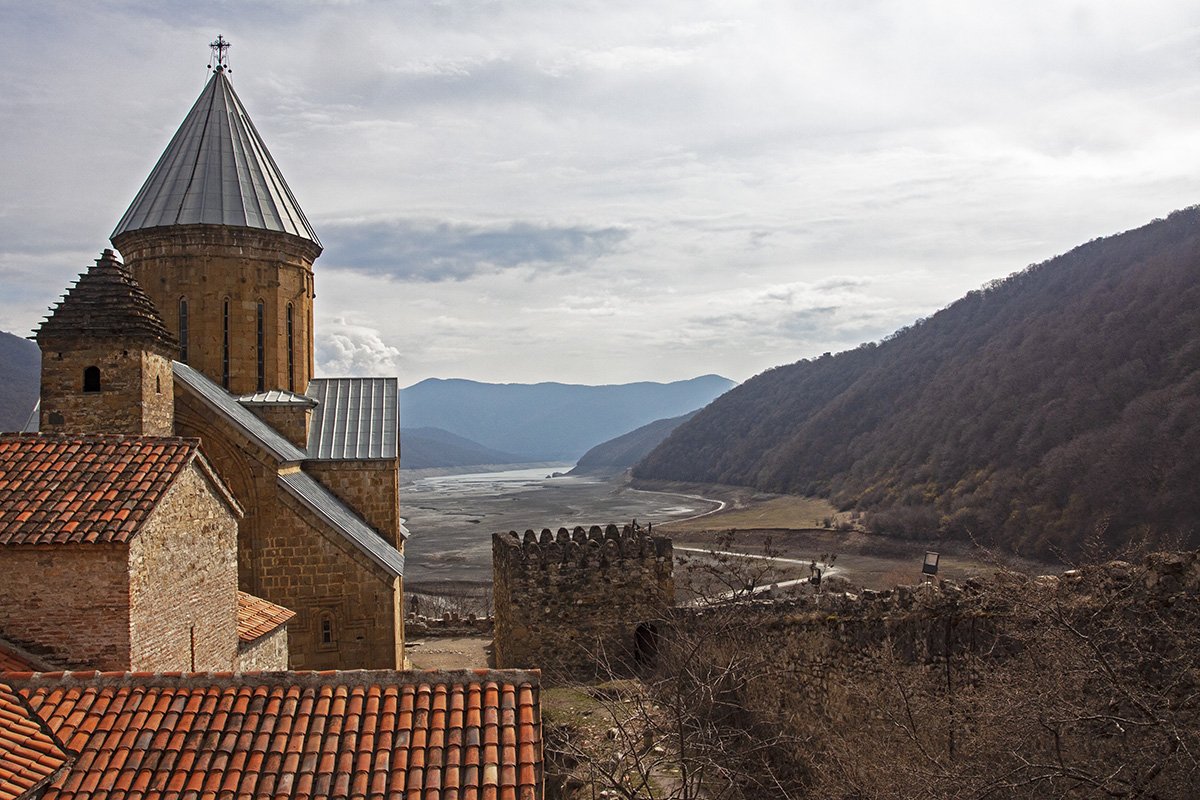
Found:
635,207 -> 1200,560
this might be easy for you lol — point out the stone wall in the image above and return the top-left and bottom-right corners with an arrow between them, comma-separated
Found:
38,342 -> 174,436
493,525 -> 674,676
237,626 -> 290,671
128,465 -> 240,671
176,391 -> 404,670
304,459 -> 403,548
115,224 -> 319,396
0,544 -> 130,669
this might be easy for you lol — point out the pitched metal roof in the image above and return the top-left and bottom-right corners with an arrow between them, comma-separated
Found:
112,69 -> 320,245
306,378 -> 399,461
173,363 -> 406,575
174,361 -> 308,463
236,389 -> 317,408
278,471 -> 407,576
4,669 -> 543,800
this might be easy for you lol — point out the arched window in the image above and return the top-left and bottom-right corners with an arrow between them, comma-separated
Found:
320,613 -> 335,647
256,300 -> 265,392
286,303 -> 295,392
178,297 -> 189,364
83,366 -> 101,393
222,298 -> 231,389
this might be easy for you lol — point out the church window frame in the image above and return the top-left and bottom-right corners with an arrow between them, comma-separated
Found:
83,366 -> 101,393
319,612 -> 336,649
256,299 -> 266,392
178,297 -> 189,364
222,297 -> 231,389
286,303 -> 295,392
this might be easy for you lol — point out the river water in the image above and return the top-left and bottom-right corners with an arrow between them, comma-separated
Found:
398,466 -> 719,588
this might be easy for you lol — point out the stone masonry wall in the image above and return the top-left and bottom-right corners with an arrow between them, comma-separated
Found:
304,460 -> 403,548
115,224 -> 319,396
175,391 -> 403,670
236,626 -> 290,671
248,405 -> 312,450
128,464 -> 240,671
39,342 -> 174,436
269,491 -> 403,670
493,525 -> 673,676
0,544 -> 130,669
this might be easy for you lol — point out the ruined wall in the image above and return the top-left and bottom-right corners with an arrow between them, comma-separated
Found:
493,525 -> 674,676
128,465 -> 240,671
0,545 -> 130,669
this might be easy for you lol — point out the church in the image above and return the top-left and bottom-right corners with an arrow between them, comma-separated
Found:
23,38 -> 407,671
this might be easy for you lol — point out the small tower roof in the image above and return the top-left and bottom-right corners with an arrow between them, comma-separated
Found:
111,57 -> 320,245
35,249 -> 178,353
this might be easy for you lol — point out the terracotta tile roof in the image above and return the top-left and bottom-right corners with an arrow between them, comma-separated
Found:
0,435 -> 199,546
2,670 -> 541,800
0,682 -> 73,800
236,592 -> 295,643
0,639 -> 56,673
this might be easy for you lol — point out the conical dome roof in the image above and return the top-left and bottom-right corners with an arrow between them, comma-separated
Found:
112,69 -> 320,245
36,249 -> 178,354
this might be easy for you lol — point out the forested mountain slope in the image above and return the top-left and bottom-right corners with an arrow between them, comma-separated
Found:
569,411 -> 698,475
635,208 -> 1200,558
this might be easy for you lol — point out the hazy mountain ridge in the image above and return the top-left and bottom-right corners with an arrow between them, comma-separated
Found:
568,411 -> 699,476
400,375 -> 735,461
635,207 -> 1200,559
0,331 -> 40,431
399,426 -> 526,469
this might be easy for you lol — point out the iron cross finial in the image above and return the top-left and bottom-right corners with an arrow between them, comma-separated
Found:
209,35 -> 231,72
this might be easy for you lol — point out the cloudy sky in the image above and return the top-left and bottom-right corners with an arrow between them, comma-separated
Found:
2,1 -> 1199,386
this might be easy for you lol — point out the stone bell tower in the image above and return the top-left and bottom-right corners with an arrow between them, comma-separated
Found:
35,249 -> 178,436
110,36 -> 322,397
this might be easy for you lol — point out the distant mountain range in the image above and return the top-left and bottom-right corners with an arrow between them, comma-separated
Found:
0,333 -> 733,467
0,331 -> 39,431
635,207 -> 1200,560
569,411 -> 698,476
399,375 -> 735,462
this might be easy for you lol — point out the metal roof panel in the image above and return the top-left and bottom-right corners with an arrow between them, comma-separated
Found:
112,70 -> 319,244
305,378 -> 399,460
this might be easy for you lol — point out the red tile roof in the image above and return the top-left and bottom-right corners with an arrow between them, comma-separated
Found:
1,669 -> 542,800
236,592 -> 295,643
0,640 -> 55,673
0,682 -> 72,800
0,435 -> 199,546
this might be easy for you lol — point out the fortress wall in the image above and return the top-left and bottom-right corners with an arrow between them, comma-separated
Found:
493,524 -> 674,676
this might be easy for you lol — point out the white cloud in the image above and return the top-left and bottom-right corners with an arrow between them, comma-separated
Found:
3,1 -> 1200,385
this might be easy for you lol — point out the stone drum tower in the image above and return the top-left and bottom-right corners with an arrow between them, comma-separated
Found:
110,37 -> 321,396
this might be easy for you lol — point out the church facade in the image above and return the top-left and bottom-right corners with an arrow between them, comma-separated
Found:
32,48 -> 407,670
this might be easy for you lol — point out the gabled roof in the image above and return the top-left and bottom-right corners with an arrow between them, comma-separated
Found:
235,592 -> 294,644
174,362 -> 308,463
306,378 -> 399,460
33,250 -> 177,353
0,682 -> 72,800
2,669 -> 542,800
112,69 -> 320,246
279,471 -> 407,576
0,435 -> 199,546
173,362 -> 406,575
